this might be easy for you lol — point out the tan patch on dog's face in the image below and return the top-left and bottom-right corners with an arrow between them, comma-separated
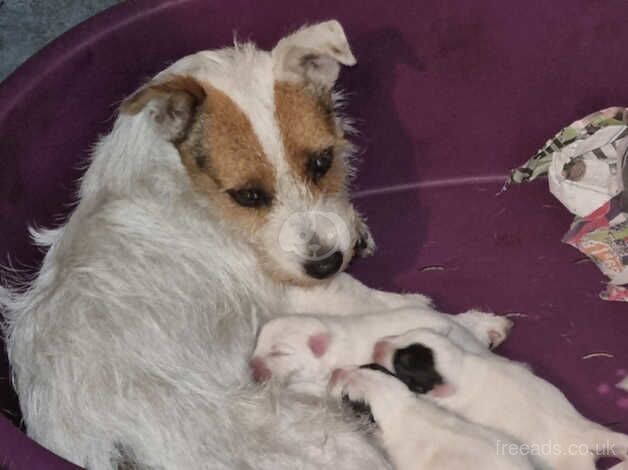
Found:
178,85 -> 275,234
123,76 -> 358,286
274,82 -> 348,194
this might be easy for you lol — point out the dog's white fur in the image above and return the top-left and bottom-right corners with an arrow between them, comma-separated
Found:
328,366 -> 535,470
376,328 -> 628,470
0,20 -> 513,470
250,307 -> 513,392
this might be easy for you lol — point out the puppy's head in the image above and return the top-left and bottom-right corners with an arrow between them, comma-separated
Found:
120,21 -> 374,286
249,316 -> 332,384
372,328 -> 460,397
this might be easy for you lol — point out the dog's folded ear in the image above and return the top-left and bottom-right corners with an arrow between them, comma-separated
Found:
119,75 -> 206,143
272,20 -> 356,90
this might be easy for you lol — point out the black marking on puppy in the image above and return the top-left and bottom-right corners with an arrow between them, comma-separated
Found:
360,362 -> 396,376
392,344 -> 444,394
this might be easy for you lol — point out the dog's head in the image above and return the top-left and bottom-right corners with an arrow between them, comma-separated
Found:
120,21 -> 374,285
372,328 -> 461,397
249,316 -> 332,384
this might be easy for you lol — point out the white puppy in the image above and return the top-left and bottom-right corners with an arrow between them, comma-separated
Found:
250,307 -> 513,391
375,328 -> 628,470
328,366 -> 536,470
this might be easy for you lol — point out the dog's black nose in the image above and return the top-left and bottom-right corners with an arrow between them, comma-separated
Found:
304,251 -> 343,279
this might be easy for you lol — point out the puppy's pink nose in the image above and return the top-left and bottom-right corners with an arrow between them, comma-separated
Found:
249,357 -> 272,383
373,340 -> 391,364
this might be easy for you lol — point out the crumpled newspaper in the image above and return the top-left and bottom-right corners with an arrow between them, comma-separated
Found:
506,107 -> 628,302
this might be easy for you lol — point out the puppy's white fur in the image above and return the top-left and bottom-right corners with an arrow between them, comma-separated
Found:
377,328 -> 628,470
250,307 -> 513,391
328,367 -> 535,470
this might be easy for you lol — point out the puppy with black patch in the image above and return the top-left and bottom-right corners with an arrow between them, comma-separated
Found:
250,306 -> 513,391
328,365 -> 536,470
374,328 -> 628,470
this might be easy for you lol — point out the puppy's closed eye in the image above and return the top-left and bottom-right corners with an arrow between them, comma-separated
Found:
268,351 -> 290,357
270,344 -> 296,356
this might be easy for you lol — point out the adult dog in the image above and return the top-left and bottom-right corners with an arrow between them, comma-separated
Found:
3,21 -> 500,469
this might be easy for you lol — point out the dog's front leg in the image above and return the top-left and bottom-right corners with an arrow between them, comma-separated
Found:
283,273 -> 432,316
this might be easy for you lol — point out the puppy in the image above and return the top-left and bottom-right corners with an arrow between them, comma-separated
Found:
375,328 -> 628,470
250,307 -> 513,391
328,366 -> 536,470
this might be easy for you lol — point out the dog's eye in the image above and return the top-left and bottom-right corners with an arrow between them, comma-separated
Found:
227,188 -> 271,208
306,148 -> 333,183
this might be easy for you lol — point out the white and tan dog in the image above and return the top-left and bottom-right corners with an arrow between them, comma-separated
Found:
375,328 -> 628,470
250,308 -> 512,392
2,21 -> 510,470
328,366 -> 536,470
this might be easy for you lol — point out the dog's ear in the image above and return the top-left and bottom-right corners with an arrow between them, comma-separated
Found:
272,20 -> 356,90
120,75 -> 206,142
307,332 -> 330,357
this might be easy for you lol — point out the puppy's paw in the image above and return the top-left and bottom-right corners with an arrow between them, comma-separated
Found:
457,311 -> 514,349
329,368 -> 369,403
330,368 -> 378,423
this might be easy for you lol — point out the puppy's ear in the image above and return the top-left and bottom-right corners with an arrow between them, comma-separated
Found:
272,20 -> 356,90
120,75 -> 206,143
308,333 -> 330,357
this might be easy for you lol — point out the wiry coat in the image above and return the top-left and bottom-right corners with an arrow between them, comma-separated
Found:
0,21 -> 409,470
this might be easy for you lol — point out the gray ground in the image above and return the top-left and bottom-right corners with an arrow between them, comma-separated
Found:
0,0 -> 121,82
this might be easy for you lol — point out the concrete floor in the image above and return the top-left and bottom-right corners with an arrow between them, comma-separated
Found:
0,0 -> 120,82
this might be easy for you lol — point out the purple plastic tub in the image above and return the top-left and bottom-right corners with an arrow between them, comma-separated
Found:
1,0 -> 627,468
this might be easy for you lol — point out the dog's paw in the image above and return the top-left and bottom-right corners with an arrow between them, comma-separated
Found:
457,311 -> 514,349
